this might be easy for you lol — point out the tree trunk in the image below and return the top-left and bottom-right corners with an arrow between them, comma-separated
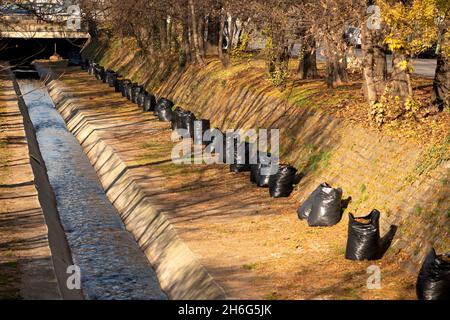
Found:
188,0 -> 206,66
323,36 -> 349,88
297,35 -> 318,79
197,17 -> 205,58
181,18 -> 191,65
159,17 -> 168,52
390,50 -> 412,103
267,33 -> 290,89
325,51 -> 348,88
218,11 -> 225,63
325,57 -> 338,88
167,17 -> 173,53
227,16 -> 236,57
337,51 -> 349,83
432,30 -> 449,111
361,18 -> 387,105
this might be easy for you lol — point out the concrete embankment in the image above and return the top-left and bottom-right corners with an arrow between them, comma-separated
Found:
0,64 -> 83,299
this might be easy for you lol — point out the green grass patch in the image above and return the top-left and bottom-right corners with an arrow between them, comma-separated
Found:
408,134 -> 450,182
242,263 -> 258,270
264,291 -> 279,300
298,144 -> 332,175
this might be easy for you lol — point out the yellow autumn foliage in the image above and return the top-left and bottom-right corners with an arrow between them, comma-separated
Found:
378,0 -> 443,55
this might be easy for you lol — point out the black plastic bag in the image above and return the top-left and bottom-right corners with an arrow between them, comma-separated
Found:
114,78 -> 122,93
180,111 -> 196,137
137,92 -> 146,108
171,107 -> 185,130
125,82 -> 136,101
257,163 -> 272,187
94,65 -> 105,81
193,119 -> 210,145
345,210 -> 382,261
250,163 -> 259,184
155,98 -> 174,122
268,165 -> 297,197
98,66 -> 106,82
204,129 -> 225,162
297,184 -> 323,220
172,107 -> 189,131
88,62 -> 95,75
416,248 -> 450,300
297,183 -> 343,227
105,70 -> 117,87
250,152 -> 272,187
132,85 -> 144,104
143,93 -> 156,112
158,107 -> 174,122
154,98 -> 174,116
120,79 -> 131,97
230,136 -> 255,173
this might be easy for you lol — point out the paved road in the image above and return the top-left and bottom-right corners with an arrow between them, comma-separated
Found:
317,48 -> 437,78
250,41 -> 437,78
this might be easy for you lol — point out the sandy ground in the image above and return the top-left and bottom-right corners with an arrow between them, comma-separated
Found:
49,67 -> 417,300
0,72 -> 60,299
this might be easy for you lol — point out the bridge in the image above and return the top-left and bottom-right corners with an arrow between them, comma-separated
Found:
0,0 -> 89,39
0,2 -> 89,64
0,13 -> 89,39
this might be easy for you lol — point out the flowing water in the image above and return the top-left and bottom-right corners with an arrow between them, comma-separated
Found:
17,77 -> 166,300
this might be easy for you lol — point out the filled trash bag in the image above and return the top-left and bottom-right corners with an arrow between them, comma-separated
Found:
193,119 -> 210,145
88,62 -> 95,75
180,111 -> 196,137
297,183 -> 343,227
143,93 -> 156,112
155,98 -> 174,122
345,210 -> 384,261
131,85 -> 144,104
416,248 -> 450,300
230,137 -> 254,173
158,106 -> 174,122
250,152 -> 272,187
106,70 -> 117,87
204,128 -> 226,162
250,163 -> 258,184
257,163 -> 273,187
94,63 -> 101,80
154,98 -> 174,116
114,77 -> 124,93
268,165 -> 297,197
95,65 -> 106,82
126,83 -> 136,101
297,184 -> 323,220
120,79 -> 131,97
171,107 -> 185,130
137,92 -> 146,108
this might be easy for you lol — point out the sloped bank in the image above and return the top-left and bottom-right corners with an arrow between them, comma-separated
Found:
82,37 -> 448,272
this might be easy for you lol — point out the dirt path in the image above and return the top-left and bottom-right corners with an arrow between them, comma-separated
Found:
0,70 -> 60,300
47,66 -> 417,300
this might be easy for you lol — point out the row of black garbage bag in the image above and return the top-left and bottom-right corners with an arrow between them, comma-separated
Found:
81,59 -> 449,300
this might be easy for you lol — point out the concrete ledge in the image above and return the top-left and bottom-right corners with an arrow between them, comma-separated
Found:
0,64 -> 62,299
9,70 -> 84,300
39,69 -> 227,300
